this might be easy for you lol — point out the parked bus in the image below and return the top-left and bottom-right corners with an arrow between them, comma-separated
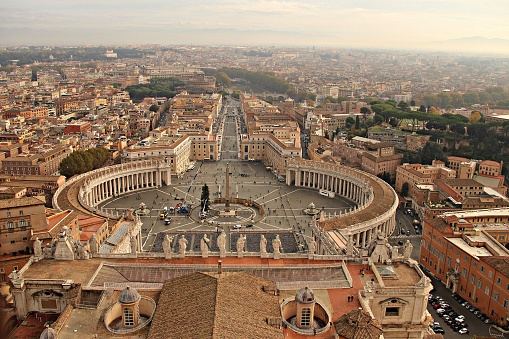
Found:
319,189 -> 335,198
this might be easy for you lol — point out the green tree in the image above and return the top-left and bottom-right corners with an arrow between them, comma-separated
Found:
215,72 -> 231,87
345,117 -> 355,130
419,142 -> 448,165
419,105 -> 427,112
201,184 -> 210,212
401,182 -> 409,197
149,104 -> 159,112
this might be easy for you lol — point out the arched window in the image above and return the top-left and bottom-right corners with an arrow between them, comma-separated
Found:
20,219 -> 26,228
301,308 -> 311,327
8,221 -> 14,230
123,308 -> 134,327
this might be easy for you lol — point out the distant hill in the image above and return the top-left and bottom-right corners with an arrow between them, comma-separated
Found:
423,36 -> 509,56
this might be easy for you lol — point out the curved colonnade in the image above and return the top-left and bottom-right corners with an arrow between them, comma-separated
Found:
53,160 -> 172,220
286,159 -> 398,248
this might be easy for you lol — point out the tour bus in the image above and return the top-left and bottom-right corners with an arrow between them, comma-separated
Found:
319,189 -> 335,198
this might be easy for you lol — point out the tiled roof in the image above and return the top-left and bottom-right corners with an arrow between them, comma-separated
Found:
147,272 -> 283,339
0,196 -> 45,209
425,218 -> 449,233
482,257 -> 509,278
334,308 -> 382,339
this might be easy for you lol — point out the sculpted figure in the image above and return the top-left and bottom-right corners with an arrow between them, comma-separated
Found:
236,234 -> 246,254
162,235 -> 173,256
89,234 -> 99,254
260,234 -> 267,254
272,235 -> 282,255
308,239 -> 316,255
217,231 -> 226,256
130,236 -> 138,253
178,235 -> 188,255
403,240 -> 413,259
201,234 -> 210,254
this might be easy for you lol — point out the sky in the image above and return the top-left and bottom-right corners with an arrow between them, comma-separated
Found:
1,0 -> 509,52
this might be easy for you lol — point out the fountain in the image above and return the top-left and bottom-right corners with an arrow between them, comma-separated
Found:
134,202 -> 151,216
303,202 -> 320,216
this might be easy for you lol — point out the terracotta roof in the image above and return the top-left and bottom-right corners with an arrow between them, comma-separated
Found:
148,272 -> 283,339
334,308 -> 382,339
481,257 -> 509,278
0,196 -> 45,208
442,178 -> 484,187
425,218 -> 449,233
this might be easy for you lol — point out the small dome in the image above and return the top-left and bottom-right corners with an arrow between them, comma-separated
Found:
295,286 -> 315,303
119,286 -> 140,304
39,326 -> 57,339
308,202 -> 315,209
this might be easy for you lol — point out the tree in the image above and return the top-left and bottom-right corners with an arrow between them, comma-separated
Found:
428,106 -> 440,114
469,111 -> 482,123
201,184 -> 210,212
215,71 -> 231,87
419,105 -> 427,112
397,101 -> 410,112
345,117 -> 355,130
373,115 -> 384,125
410,100 -> 416,106
419,142 -> 448,165
149,104 -> 159,112
355,115 -> 360,129
401,182 -> 409,197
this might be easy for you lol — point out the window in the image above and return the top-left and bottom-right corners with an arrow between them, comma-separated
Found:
123,308 -> 134,327
495,292 -> 499,302
481,266 -> 485,272
470,275 -> 476,284
20,219 -> 26,229
301,308 -> 311,327
477,279 -> 483,288
504,299 -> 508,309
489,271 -> 493,278
485,286 -> 490,294
497,277 -> 502,285
385,307 -> 400,317
446,257 -> 451,266
462,268 -> 467,277
6,211 -> 10,217
8,221 -> 14,230
19,210 -> 23,216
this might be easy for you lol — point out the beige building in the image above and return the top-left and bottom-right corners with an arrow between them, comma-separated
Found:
395,161 -> 456,196
0,196 -> 48,255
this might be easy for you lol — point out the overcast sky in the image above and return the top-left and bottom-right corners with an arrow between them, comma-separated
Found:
1,0 -> 509,50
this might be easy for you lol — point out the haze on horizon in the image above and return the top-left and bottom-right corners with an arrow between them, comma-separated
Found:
1,0 -> 509,55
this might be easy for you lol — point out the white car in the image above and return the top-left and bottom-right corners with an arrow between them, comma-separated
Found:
233,224 -> 242,229
458,328 -> 469,334
455,315 -> 465,321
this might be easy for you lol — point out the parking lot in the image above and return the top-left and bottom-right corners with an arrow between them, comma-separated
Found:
426,275 -> 501,338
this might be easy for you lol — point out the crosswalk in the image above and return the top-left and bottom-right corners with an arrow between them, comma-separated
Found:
390,234 -> 421,239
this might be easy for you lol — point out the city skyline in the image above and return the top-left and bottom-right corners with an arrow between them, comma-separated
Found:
1,0 -> 509,55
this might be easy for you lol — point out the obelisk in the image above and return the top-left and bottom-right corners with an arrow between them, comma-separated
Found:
225,163 -> 230,212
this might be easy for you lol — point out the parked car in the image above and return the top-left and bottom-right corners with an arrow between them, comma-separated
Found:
433,327 -> 445,334
459,328 -> 469,335
456,315 -> 465,321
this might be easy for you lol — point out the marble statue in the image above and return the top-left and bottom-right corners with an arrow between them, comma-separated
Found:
178,235 -> 188,256
89,234 -> 99,254
272,235 -> 282,255
162,235 -> 173,257
130,236 -> 138,254
201,234 -> 210,257
260,234 -> 267,254
403,240 -> 413,259
236,234 -> 246,254
33,237 -> 42,257
308,239 -> 316,255
217,231 -> 226,257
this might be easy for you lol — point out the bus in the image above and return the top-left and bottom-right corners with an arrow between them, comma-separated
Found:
319,189 -> 335,198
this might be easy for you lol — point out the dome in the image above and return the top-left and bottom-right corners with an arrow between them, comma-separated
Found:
295,286 -> 315,303
39,326 -> 58,339
119,286 -> 140,304
308,202 -> 315,209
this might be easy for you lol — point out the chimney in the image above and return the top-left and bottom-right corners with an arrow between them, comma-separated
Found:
217,260 -> 222,274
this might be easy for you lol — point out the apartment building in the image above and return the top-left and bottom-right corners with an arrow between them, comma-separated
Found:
1,145 -> 72,176
0,196 -> 48,256
420,209 -> 509,326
